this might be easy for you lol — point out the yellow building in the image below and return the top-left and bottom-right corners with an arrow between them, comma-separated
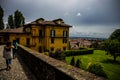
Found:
0,18 -> 72,52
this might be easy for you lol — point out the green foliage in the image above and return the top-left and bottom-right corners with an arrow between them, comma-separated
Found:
66,50 -> 120,80
50,49 -> 66,60
63,48 -> 94,56
91,41 -> 99,49
0,6 -> 4,17
79,47 -> 86,50
49,51 -> 54,57
0,6 -> 4,30
102,29 -> 120,61
75,59 -> 82,68
60,52 -> 66,60
43,52 -> 49,56
109,29 -> 120,42
70,56 -> 75,66
87,63 -> 107,78
103,39 -> 120,61
69,42 -> 71,50
14,10 -> 25,28
8,15 -> 14,29
86,62 -> 92,69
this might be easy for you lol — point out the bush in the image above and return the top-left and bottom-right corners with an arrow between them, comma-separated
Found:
43,52 -> 49,56
49,51 -> 54,57
87,63 -> 107,78
70,56 -> 75,66
63,48 -> 94,56
79,47 -> 86,50
50,49 -> 66,60
75,59 -> 82,68
60,53 -> 66,60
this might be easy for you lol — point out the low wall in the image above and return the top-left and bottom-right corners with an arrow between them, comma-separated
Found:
18,45 -> 106,80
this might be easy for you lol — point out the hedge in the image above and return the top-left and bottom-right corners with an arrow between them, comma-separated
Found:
63,48 -> 94,56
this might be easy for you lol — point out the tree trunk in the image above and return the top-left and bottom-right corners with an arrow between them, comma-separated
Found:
114,55 -> 116,62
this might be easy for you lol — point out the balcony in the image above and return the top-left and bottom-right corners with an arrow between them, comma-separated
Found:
50,34 -> 68,38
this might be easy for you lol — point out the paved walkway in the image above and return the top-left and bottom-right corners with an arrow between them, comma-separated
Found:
0,45 -> 37,80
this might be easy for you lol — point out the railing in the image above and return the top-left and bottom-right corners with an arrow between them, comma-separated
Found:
50,34 -> 68,38
18,45 -> 106,80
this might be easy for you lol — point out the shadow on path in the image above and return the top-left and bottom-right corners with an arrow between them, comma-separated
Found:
0,68 -> 6,72
16,54 -> 37,80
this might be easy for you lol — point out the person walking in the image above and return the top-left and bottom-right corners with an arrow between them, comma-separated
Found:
13,40 -> 18,59
3,41 -> 14,70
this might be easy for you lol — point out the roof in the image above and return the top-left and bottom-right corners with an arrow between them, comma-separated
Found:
25,18 -> 72,27
0,18 -> 72,33
0,27 -> 24,33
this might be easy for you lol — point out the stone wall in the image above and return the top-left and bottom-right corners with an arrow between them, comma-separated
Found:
18,45 -> 106,80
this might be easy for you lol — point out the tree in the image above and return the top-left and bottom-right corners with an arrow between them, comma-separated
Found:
8,15 -> 14,29
109,29 -> 120,42
70,56 -> 75,66
14,10 -> 25,28
75,59 -> 82,68
0,6 -> 4,30
92,41 -> 99,49
102,40 -> 110,55
107,39 -> 120,61
102,29 -> 120,61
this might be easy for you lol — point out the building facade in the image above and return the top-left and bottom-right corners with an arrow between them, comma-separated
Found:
0,18 -> 72,52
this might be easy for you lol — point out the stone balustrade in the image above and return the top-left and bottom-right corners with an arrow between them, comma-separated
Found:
18,45 -> 106,80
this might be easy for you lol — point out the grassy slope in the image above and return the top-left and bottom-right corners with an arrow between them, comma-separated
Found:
65,50 -> 120,80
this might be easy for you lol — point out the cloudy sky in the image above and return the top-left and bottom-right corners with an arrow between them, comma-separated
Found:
1,0 -> 120,38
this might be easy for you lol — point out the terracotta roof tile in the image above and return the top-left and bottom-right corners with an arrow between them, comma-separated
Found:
0,27 -> 24,33
25,18 -> 72,27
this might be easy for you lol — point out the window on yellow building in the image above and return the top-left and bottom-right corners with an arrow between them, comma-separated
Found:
39,30 -> 42,37
51,38 -> 54,43
39,38 -> 42,43
32,38 -> 35,45
63,31 -> 67,37
50,30 -> 55,37
26,38 -> 30,46
63,38 -> 67,43
32,29 -> 36,36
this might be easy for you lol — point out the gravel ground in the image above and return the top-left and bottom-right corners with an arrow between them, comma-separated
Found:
0,45 -> 37,80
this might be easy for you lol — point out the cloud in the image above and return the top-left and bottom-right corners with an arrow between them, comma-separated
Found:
76,13 -> 81,16
64,12 -> 69,16
1,0 -> 120,38
70,25 -> 120,38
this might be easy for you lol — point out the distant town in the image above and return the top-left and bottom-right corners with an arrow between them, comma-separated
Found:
70,37 -> 106,50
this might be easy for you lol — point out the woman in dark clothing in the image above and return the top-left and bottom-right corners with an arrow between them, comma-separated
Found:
13,40 -> 18,59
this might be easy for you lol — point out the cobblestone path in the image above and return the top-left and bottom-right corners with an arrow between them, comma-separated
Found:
0,45 -> 37,80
